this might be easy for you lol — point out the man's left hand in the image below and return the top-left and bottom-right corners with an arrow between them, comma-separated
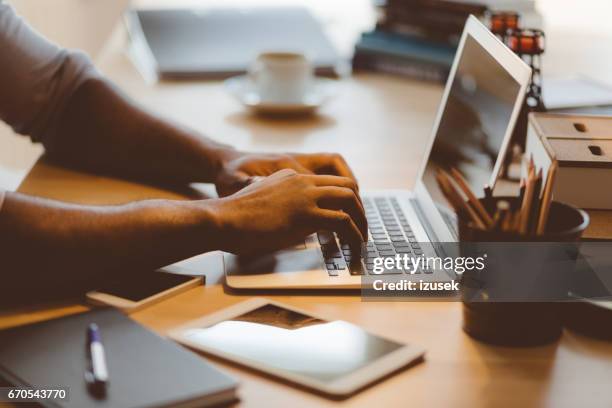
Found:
215,151 -> 358,197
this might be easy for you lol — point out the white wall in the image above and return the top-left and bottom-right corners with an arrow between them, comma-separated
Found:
537,0 -> 612,84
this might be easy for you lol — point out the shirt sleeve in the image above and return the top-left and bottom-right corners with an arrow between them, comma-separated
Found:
0,1 -> 100,149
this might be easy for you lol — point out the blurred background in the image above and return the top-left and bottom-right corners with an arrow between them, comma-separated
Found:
1,0 -> 610,191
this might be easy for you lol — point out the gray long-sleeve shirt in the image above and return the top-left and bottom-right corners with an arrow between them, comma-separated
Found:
0,0 -> 98,211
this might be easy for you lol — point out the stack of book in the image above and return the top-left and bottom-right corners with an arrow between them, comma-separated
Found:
353,0 -> 489,83
382,0 -> 488,42
352,30 -> 458,83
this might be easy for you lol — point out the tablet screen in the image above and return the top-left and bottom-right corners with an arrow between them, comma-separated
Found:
181,304 -> 404,382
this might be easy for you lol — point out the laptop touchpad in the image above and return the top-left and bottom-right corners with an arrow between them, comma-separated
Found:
225,249 -> 324,276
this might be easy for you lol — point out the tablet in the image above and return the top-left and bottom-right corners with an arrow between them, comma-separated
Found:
86,271 -> 202,313
169,298 -> 425,397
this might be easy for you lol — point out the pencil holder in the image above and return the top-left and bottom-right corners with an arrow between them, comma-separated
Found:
458,196 -> 589,242
459,197 -> 589,347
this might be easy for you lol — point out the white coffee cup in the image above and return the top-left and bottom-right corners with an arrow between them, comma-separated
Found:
249,52 -> 313,104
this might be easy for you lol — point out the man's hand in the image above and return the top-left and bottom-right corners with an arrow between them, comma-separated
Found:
209,169 -> 367,256
215,151 -> 358,197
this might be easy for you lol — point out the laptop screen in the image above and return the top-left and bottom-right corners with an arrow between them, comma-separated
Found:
421,33 -> 522,216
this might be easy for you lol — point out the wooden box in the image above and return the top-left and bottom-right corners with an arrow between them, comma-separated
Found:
526,112 -> 612,210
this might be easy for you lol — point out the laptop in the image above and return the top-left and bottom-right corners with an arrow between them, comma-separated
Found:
126,7 -> 340,79
224,16 -> 531,290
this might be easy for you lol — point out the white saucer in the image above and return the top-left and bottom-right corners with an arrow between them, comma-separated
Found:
224,75 -> 337,115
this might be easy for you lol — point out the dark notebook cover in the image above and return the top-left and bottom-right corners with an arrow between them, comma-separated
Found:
0,308 -> 238,408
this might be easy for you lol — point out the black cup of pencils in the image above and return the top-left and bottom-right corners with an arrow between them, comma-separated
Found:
458,196 -> 589,242
435,166 -> 589,346
458,197 -> 589,347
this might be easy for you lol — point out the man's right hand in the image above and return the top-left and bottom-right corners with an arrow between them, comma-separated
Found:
208,169 -> 367,256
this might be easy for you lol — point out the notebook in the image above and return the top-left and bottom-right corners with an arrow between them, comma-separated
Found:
0,308 -> 238,408
126,7 -> 340,79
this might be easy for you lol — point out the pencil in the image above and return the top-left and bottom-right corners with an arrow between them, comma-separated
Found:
528,169 -> 544,233
447,168 -> 494,228
493,200 -> 510,231
519,179 -> 526,203
536,161 -> 558,235
519,166 -> 536,234
512,209 -> 521,232
501,208 -> 513,231
492,211 -> 501,230
436,171 -> 486,229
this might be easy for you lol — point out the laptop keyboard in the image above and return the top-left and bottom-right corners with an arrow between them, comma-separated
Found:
318,197 -> 431,276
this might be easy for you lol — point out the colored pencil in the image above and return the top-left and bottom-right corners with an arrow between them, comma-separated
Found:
536,161 -> 558,235
519,179 -> 526,203
434,162 -> 557,236
448,168 -> 494,228
493,200 -> 510,231
519,166 -> 536,234
436,171 -> 486,229
528,169 -> 543,233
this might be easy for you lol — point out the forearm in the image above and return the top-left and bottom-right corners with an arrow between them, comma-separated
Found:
0,192 -> 220,305
50,76 -> 239,185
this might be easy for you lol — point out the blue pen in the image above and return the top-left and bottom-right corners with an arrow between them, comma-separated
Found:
85,323 -> 109,388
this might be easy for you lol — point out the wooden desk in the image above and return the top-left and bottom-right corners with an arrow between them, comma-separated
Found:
3,24 -> 612,408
